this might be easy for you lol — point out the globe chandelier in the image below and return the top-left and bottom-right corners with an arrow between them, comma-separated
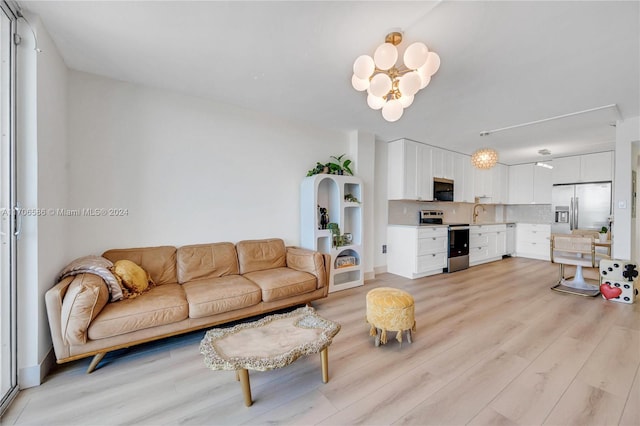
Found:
471,148 -> 499,170
351,32 -> 441,122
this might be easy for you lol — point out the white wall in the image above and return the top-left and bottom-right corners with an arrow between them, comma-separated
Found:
374,137 -> 388,272
349,130 -> 376,279
66,71 -> 350,259
16,16 -> 68,388
614,115 -> 640,260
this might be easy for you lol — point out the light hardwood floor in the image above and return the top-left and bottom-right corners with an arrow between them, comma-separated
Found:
2,257 -> 639,425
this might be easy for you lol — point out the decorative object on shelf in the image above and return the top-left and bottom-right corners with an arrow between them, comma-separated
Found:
335,255 -> 356,268
351,31 -> 440,122
471,148 -> 499,169
318,206 -> 329,229
327,223 -> 341,247
344,193 -> 360,203
306,154 -> 354,177
599,226 -> 608,242
343,233 -> 353,245
329,154 -> 353,176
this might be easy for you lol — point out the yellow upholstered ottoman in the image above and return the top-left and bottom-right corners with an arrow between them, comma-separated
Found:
366,287 -> 415,346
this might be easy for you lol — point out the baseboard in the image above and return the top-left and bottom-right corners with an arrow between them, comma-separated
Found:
18,347 -> 56,389
374,265 -> 387,275
364,271 -> 376,281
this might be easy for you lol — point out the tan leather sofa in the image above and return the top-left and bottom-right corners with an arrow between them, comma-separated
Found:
45,238 -> 330,373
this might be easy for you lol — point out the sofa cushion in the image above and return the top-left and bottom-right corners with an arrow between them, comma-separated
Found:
236,239 -> 286,274
182,275 -> 261,319
286,248 -> 327,289
177,242 -> 239,283
103,246 -> 177,285
243,267 -> 317,302
88,284 -> 188,340
61,274 -> 110,345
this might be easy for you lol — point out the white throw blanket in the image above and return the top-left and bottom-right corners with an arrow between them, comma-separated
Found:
58,255 -> 123,302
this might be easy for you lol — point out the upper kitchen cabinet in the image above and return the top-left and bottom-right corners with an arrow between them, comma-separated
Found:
533,164 -> 552,203
552,152 -> 614,184
454,153 -> 475,202
474,163 -> 507,203
508,163 -> 552,204
387,139 -> 433,200
431,148 -> 455,180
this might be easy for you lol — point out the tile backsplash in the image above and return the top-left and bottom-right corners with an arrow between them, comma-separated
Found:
388,200 -> 552,225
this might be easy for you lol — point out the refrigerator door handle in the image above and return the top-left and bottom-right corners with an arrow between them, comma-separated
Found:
574,197 -> 579,230
570,197 -> 574,230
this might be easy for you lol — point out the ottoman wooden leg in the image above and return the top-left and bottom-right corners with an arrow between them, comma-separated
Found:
407,329 -> 413,344
374,328 -> 381,347
237,369 -> 253,407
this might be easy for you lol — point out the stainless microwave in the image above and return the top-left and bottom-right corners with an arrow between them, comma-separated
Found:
434,178 -> 454,201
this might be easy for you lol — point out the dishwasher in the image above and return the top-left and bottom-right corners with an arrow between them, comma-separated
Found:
505,223 -> 516,257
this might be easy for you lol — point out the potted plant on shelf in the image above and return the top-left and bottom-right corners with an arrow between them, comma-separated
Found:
328,154 -> 353,176
306,154 -> 354,177
599,226 -> 608,242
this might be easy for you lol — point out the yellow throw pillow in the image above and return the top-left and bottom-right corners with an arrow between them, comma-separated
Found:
111,260 -> 155,299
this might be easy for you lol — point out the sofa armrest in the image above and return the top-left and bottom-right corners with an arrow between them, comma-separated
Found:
46,273 -> 111,361
286,247 -> 330,289
45,276 -> 75,361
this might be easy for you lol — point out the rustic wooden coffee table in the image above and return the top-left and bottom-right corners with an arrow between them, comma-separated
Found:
200,306 -> 340,406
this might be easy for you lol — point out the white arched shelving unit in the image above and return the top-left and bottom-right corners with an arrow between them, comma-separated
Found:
301,174 -> 363,292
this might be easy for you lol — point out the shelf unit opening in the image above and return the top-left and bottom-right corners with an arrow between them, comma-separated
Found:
344,182 -> 361,204
317,178 -> 340,229
334,249 -> 360,269
334,270 -> 361,286
343,206 -> 362,245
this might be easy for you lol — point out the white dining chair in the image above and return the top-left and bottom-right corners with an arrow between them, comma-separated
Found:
550,233 -> 604,296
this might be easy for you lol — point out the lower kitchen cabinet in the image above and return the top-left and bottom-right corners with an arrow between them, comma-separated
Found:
515,223 -> 551,260
387,225 -> 448,279
469,224 -> 507,266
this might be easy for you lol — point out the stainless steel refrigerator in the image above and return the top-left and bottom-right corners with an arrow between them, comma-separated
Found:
551,182 -> 612,234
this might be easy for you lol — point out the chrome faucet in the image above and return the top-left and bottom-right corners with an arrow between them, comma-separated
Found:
472,204 -> 486,224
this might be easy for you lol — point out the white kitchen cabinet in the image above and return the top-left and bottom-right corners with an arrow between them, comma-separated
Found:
387,225 -> 448,279
505,224 -> 516,255
515,223 -> 550,261
552,152 -> 613,184
493,164 -> 509,204
474,164 -> 507,203
533,164 -> 552,203
474,168 -> 493,199
508,164 -> 534,204
301,174 -> 363,292
387,139 -> 433,200
469,224 -> 506,266
580,152 -> 613,182
454,152 -> 475,202
508,163 -> 552,204
432,148 -> 455,180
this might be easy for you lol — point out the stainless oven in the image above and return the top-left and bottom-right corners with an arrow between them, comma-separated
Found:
419,210 -> 469,273
447,225 -> 469,272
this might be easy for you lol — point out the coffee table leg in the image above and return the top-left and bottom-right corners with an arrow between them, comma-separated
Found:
321,348 -> 329,383
237,369 -> 253,407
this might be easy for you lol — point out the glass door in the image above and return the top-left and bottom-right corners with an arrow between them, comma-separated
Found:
0,2 -> 17,414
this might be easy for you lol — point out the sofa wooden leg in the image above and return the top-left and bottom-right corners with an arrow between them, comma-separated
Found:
87,352 -> 106,374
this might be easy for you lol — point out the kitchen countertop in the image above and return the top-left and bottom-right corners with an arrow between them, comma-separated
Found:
388,222 -> 552,227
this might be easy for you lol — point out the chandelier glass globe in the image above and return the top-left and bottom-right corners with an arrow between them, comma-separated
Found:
351,31 -> 440,122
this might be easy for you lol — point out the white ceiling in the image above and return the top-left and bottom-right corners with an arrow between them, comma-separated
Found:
20,1 -> 640,165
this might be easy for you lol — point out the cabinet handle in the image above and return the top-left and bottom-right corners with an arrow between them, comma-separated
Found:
433,237 -> 436,240
432,254 -> 436,257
